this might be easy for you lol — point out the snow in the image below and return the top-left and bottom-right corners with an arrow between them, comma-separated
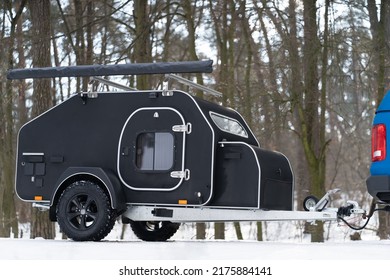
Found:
1,237 -> 390,280
1,221 -> 390,280
2,219 -> 390,260
1,237 -> 390,260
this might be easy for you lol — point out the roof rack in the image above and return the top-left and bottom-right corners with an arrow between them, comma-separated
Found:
86,74 -> 222,99
164,74 -> 222,98
7,60 -> 222,98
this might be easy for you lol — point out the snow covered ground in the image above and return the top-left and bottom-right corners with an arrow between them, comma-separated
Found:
2,219 -> 390,260
1,220 -> 390,280
0,236 -> 389,280
1,237 -> 390,260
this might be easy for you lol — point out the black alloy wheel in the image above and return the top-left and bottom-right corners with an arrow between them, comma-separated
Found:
130,220 -> 180,241
56,181 -> 116,241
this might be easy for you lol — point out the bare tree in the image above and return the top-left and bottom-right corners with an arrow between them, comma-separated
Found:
0,0 -> 27,238
209,0 -> 239,240
133,0 -> 152,89
29,0 -> 55,239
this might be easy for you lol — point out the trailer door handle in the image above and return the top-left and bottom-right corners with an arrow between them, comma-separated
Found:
172,123 -> 192,134
170,169 -> 190,180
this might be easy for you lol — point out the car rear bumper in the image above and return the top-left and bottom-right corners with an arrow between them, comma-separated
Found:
367,175 -> 390,203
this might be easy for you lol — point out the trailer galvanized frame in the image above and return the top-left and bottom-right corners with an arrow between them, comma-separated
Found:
123,205 -> 339,222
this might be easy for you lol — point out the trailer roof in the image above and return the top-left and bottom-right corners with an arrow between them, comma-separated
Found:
7,60 -> 213,80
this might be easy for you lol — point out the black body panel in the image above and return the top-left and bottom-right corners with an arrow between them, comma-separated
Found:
16,91 -> 214,205
16,89 -> 293,210
212,143 -> 293,210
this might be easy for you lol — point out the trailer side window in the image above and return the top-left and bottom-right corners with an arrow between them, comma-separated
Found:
136,132 -> 174,171
210,112 -> 248,138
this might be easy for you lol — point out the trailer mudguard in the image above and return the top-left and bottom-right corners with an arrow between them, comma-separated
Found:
51,167 -> 126,213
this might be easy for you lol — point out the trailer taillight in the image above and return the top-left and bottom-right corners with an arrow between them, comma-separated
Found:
372,124 -> 386,162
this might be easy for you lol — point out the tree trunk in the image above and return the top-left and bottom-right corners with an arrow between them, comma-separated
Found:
30,208 -> 55,239
133,0 -> 151,89
300,0 -> 326,242
240,0 -> 253,128
51,21 -> 64,102
257,222 -> 263,241
30,0 -> 52,117
234,222 -> 243,240
214,222 -> 225,239
15,0 -> 30,226
367,0 -> 387,105
183,0 -> 204,98
162,0 -> 173,61
73,0 -> 86,92
196,222 -> 206,240
0,0 -> 26,238
29,0 -> 55,239
209,1 -> 227,239
210,0 -> 233,106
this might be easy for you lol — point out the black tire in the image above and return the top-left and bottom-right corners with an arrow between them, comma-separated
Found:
56,181 -> 116,241
303,195 -> 319,211
130,221 -> 180,241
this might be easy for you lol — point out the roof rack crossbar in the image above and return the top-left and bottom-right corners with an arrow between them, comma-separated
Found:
165,73 -> 222,98
90,76 -> 137,91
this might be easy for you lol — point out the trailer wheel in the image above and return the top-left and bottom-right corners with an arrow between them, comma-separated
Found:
303,195 -> 319,211
56,181 -> 116,241
130,221 -> 180,241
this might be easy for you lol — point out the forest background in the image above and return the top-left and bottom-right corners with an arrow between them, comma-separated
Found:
1,0 -> 390,243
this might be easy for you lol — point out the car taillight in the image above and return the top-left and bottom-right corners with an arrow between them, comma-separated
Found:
372,124 -> 386,162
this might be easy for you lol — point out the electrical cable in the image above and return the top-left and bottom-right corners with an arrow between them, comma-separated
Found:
338,215 -> 373,231
338,207 -> 390,230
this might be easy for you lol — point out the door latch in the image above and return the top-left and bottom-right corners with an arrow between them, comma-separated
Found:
170,169 -> 190,180
172,123 -> 192,134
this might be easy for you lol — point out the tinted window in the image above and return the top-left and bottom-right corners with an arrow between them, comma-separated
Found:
136,132 -> 174,171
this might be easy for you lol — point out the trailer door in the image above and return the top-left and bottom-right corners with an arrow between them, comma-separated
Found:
118,107 -> 189,191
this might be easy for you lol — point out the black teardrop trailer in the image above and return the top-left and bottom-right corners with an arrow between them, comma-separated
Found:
8,61 -> 375,241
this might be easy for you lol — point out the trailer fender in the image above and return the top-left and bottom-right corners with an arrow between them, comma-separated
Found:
49,167 -> 126,221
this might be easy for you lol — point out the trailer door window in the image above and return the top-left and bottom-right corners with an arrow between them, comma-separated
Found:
210,112 -> 248,138
136,132 -> 174,171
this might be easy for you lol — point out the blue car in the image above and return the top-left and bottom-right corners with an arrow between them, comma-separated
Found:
367,92 -> 390,203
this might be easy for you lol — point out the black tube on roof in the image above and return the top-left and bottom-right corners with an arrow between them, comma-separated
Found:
7,60 -> 213,80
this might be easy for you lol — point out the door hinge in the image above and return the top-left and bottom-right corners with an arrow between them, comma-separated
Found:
170,169 -> 190,180
172,123 -> 192,134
